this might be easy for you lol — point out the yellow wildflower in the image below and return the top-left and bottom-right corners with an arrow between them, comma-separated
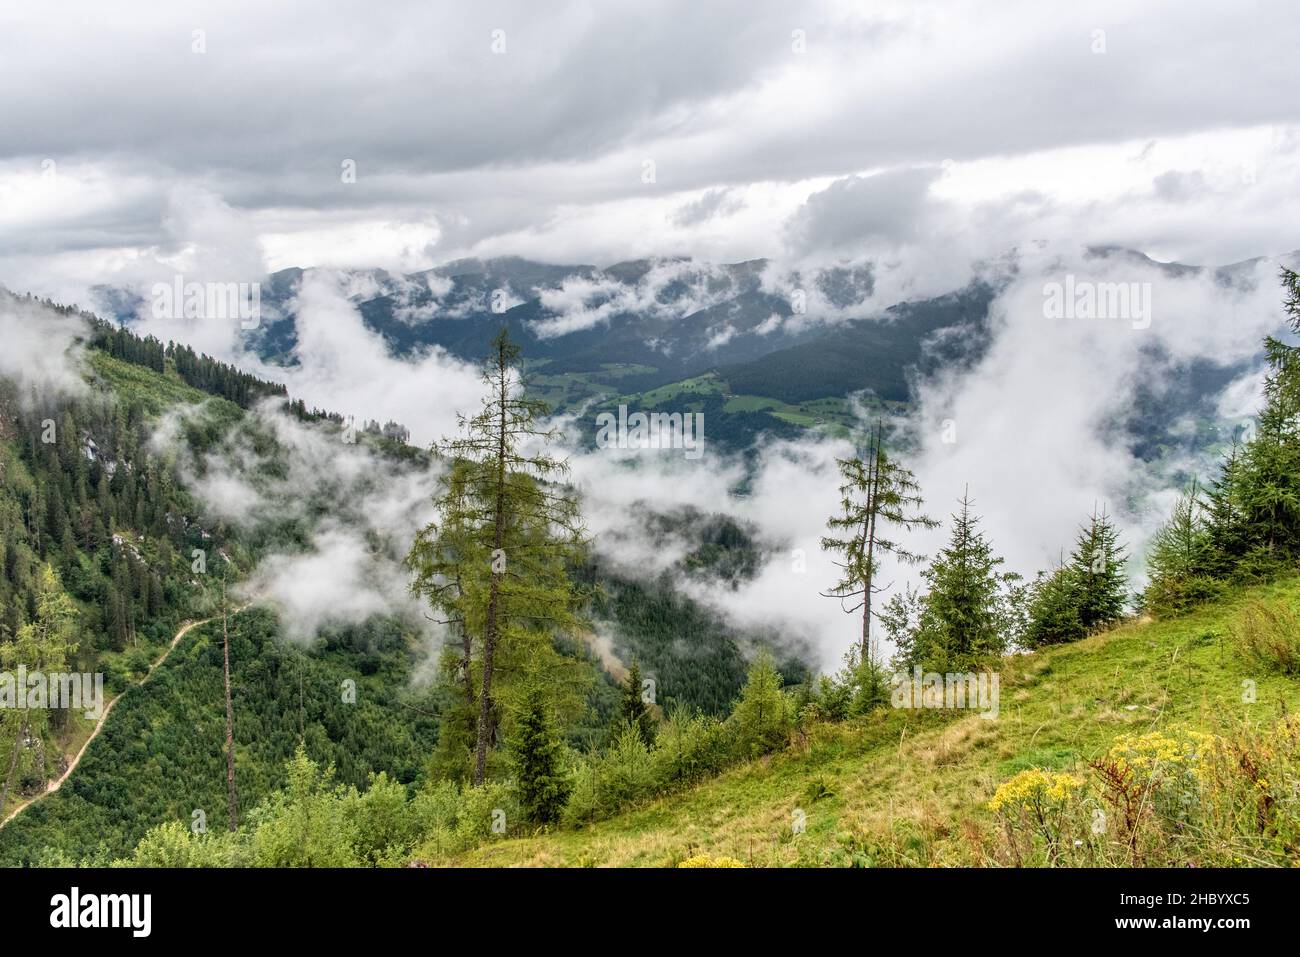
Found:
988,769 -> 1084,814
678,855 -> 745,868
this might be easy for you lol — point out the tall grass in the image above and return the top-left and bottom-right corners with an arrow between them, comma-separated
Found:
1232,597 -> 1300,675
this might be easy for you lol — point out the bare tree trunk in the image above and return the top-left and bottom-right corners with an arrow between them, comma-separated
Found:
0,718 -> 27,810
453,575 -> 476,712
861,423 -> 883,664
221,579 -> 237,832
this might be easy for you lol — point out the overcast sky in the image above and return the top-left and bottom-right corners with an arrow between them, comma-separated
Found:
4,0 -> 1298,664
3,0 -> 1300,299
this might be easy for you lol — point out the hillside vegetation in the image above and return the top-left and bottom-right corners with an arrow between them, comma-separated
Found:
0,610 -> 437,865
446,575 -> 1300,866
0,301 -> 446,858
100,573 -> 1300,868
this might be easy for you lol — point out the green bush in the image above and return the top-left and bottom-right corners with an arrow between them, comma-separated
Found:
246,749 -> 363,867
352,772 -> 418,865
649,709 -> 733,789
563,725 -> 654,826
126,647 -> 154,678
408,778 -> 519,861
728,652 -> 793,758
562,710 -> 735,828
125,820 -> 248,867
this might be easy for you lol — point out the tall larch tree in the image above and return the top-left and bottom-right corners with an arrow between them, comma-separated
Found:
409,330 -> 586,786
821,421 -> 936,663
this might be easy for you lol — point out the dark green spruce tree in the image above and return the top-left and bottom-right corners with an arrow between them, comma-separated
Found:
1022,563 -> 1082,647
1204,443 -> 1249,576
1227,267 -> 1300,574
614,659 -> 656,745
1143,479 -> 1217,615
890,489 -> 1020,670
1026,505 -> 1128,645
511,684 -> 570,825
1070,505 -> 1129,632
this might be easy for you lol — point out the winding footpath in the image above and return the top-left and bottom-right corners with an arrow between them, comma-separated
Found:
0,615 -> 216,830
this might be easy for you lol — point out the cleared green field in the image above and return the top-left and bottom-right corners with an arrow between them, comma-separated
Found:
89,352 -> 221,413
620,373 -> 725,407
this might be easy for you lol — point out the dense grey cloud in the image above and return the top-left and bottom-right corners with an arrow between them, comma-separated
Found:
670,188 -> 747,228
2,0 -> 1299,288
784,167 -> 945,252
903,249 -> 1290,587
0,296 -> 89,398
152,396 -> 445,648
0,1 -> 791,174
3,0 -> 1299,671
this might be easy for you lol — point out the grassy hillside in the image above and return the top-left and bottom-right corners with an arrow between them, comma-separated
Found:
444,574 -> 1300,866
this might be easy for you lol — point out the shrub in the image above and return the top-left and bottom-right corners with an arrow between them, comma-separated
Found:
649,709 -> 732,789
729,652 -> 793,758
126,647 -> 154,678
247,749 -> 362,867
563,725 -> 655,826
810,674 -> 852,722
1143,573 -> 1222,618
407,778 -> 519,862
562,710 -> 735,828
124,820 -> 249,867
352,771 -> 417,865
804,775 -> 835,803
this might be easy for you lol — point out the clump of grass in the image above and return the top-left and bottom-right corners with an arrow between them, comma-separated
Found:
997,746 -> 1078,777
1231,597 -> 1300,675
804,776 -> 836,803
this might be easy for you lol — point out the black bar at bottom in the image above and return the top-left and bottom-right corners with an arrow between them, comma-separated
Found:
0,866 -> 1280,942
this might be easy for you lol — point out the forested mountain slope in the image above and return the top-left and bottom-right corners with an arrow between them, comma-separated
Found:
0,297 -> 446,860
0,609 -> 437,864
0,296 -> 786,861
